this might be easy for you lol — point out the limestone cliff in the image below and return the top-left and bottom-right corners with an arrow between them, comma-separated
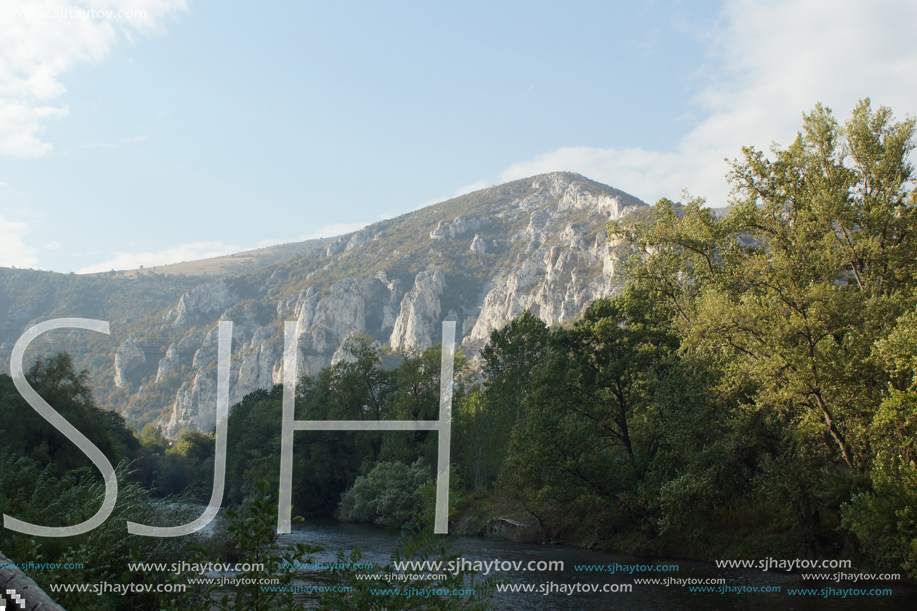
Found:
148,173 -> 645,438
389,269 -> 447,350
114,337 -> 145,388
0,172 -> 648,439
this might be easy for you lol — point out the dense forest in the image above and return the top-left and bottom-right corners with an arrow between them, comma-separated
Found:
1,99 -> 916,609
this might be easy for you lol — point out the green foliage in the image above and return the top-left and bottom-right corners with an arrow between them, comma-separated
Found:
340,460 -> 432,528
0,353 -> 141,475
613,99 -> 917,471
460,311 -> 549,489
222,338 -> 471,523
841,301 -> 917,579
149,481 -> 321,611
604,99 -> 917,568
381,344 -> 458,467
452,387 -> 493,491
842,453 -> 917,579
0,452 -> 198,611
501,292 -> 690,544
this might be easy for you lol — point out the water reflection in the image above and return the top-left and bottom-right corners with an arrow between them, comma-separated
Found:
282,519 -> 917,611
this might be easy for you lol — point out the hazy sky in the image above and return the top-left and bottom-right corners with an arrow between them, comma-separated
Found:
1,0 -> 916,273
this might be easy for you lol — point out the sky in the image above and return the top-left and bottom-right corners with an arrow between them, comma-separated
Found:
1,0 -> 916,274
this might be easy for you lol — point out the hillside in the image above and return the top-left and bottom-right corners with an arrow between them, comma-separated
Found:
0,172 -> 647,438
111,237 -> 336,278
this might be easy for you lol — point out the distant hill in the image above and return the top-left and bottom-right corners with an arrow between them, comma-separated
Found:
112,237 -> 337,279
0,172 -> 648,438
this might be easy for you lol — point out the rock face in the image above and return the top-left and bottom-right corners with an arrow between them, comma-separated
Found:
166,281 -> 237,326
430,217 -> 489,239
464,245 -> 611,349
390,269 -> 447,350
346,227 -> 375,251
114,337 -> 146,388
470,234 -> 486,255
136,172 -> 648,438
163,369 -> 224,438
326,237 -> 348,257
291,273 -> 402,374
156,331 -> 206,382
156,344 -> 180,382
160,272 -> 406,436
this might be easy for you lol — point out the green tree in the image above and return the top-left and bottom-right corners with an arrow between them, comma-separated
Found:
480,310 -> 549,425
457,311 -> 549,489
381,344 -> 466,468
452,386 -> 491,491
612,99 -> 917,562
842,302 -> 917,578
0,352 -> 140,475
502,292 -> 681,542
0,453 -> 198,611
339,459 -> 432,528
613,99 -> 917,471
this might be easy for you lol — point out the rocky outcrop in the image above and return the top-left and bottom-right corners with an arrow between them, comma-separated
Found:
294,273 -> 401,356
390,269 -> 446,350
470,234 -> 486,255
114,337 -> 145,388
162,369 -> 226,438
167,281 -> 237,326
346,228 -> 373,251
156,343 -> 180,382
464,241 -> 620,349
0,172 -> 655,443
148,172 -> 645,439
232,337 -> 277,405
430,217 -> 489,240
326,237 -> 348,257
158,272 -> 406,436
156,330 -> 206,382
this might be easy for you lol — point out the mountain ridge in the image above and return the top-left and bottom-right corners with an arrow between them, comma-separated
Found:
0,172 -> 648,438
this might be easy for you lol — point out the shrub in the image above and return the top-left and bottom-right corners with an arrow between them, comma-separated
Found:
340,460 -> 431,528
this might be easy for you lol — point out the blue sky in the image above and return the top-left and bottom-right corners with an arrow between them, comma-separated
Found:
1,0 -> 916,273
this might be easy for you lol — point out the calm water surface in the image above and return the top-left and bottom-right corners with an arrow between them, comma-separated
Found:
282,519 -> 917,611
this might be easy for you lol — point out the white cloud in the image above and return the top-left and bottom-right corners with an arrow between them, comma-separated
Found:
0,0 -> 189,157
77,240 -> 241,273
503,0 -> 917,206
411,180 -> 493,211
248,221 -> 373,250
0,215 -> 39,267
412,197 -> 442,211
453,180 -> 489,197
296,222 -> 370,240
45,241 -> 60,249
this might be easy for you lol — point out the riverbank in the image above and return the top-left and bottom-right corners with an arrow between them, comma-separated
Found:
443,489 -> 909,587
287,518 -> 917,611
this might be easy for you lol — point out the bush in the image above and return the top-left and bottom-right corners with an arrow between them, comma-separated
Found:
0,451 -> 200,611
340,460 -> 431,528
146,481 -> 321,611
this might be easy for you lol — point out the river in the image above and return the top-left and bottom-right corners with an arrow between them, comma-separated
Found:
280,519 -> 917,610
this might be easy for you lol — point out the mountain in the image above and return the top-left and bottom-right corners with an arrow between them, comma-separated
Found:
0,172 -> 648,438
114,237 -> 337,278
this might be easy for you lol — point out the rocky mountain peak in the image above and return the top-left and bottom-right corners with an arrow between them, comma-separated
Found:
0,173 -> 647,439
